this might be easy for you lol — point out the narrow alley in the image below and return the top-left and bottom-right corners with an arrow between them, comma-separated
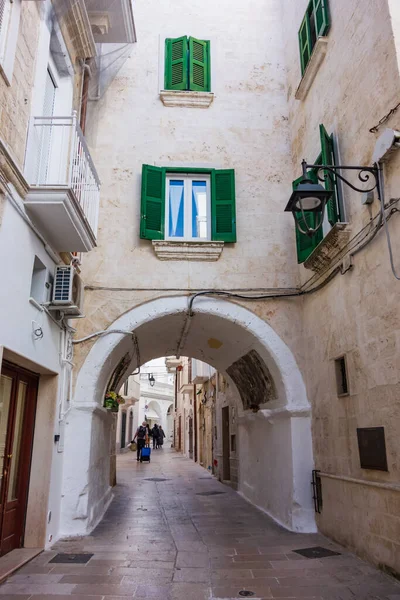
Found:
0,450 -> 399,600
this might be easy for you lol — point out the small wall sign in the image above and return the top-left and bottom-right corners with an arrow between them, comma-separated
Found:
357,427 -> 388,471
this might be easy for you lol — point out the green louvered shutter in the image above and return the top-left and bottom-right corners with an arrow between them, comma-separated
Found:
320,124 -> 339,226
140,165 -> 165,240
211,169 -> 236,242
165,37 -> 188,91
293,174 -> 323,263
189,37 -> 210,92
298,13 -> 312,74
313,0 -> 330,37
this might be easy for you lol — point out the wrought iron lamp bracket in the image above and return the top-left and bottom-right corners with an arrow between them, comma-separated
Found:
302,159 -> 382,198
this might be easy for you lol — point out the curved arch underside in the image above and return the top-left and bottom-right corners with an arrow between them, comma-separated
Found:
61,296 -> 316,539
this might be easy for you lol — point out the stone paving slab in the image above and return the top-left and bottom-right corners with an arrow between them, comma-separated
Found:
0,449 -> 399,599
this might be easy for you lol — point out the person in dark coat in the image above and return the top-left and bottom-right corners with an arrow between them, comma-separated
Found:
158,426 -> 166,448
152,424 -> 159,449
132,422 -> 147,462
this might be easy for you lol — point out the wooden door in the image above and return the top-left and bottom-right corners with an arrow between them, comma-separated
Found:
193,393 -> 198,463
222,406 -> 231,481
188,417 -> 193,459
120,411 -> 127,449
178,416 -> 182,451
0,363 -> 38,556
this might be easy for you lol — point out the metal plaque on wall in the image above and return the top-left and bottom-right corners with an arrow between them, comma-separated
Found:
356,427 -> 388,471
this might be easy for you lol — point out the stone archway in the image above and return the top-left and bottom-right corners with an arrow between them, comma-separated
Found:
61,296 -> 316,537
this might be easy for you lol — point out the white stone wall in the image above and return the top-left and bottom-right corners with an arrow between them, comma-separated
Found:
0,194 -> 71,548
83,0 -> 297,293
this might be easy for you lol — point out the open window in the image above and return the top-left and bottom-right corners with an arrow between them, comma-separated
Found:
140,166 -> 236,243
0,0 -> 22,85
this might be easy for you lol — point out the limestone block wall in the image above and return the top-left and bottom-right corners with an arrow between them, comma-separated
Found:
281,0 -> 400,572
82,0 -> 298,294
0,3 -> 41,168
318,476 -> 400,573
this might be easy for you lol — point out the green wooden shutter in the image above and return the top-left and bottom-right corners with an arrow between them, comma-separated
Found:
293,174 -> 323,263
298,13 -> 312,74
312,0 -> 330,37
165,37 -> 188,91
211,169 -> 236,242
189,37 -> 210,92
319,124 -> 339,225
140,165 -> 165,240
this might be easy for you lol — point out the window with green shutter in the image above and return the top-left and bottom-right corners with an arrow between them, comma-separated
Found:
298,0 -> 330,75
165,36 -> 211,92
141,165 -> 165,240
319,123 -> 340,226
293,173 -> 323,264
165,37 -> 188,91
211,170 -> 236,243
292,125 -> 343,264
140,166 -> 236,243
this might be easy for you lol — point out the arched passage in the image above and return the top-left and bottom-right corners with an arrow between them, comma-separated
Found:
61,296 -> 316,537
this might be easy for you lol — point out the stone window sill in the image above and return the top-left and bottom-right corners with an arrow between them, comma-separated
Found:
160,90 -> 214,108
295,37 -> 328,101
304,222 -> 351,273
152,240 -> 223,261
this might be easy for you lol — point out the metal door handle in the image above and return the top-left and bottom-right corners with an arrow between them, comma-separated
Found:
7,454 -> 12,459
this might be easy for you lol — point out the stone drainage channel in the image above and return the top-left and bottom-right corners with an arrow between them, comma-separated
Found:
0,448 -> 399,599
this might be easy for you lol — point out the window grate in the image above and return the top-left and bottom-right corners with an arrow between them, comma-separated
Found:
335,356 -> 348,396
293,546 -> 340,559
50,553 -> 93,564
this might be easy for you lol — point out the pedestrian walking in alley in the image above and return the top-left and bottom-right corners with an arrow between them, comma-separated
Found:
152,423 -> 159,449
132,422 -> 147,462
158,425 -> 166,448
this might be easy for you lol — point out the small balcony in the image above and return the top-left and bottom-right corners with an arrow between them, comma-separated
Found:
191,359 -> 215,384
24,112 -> 100,253
165,357 -> 183,371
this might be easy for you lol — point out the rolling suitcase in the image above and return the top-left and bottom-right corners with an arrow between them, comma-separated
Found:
141,447 -> 151,463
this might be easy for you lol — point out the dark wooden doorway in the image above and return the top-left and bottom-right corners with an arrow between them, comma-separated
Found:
178,416 -> 182,451
0,362 -> 38,556
193,392 -> 198,463
222,406 -> 231,481
120,411 -> 127,449
188,417 -> 193,459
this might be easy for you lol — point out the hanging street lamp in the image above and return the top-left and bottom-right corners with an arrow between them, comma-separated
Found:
285,159 -> 382,236
148,373 -> 156,387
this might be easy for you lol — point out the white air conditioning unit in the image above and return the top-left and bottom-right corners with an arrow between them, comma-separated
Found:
48,266 -> 84,317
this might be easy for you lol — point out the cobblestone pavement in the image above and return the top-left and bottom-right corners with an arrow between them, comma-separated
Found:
0,448 -> 399,599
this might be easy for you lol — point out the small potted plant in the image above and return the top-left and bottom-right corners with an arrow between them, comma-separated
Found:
104,391 -> 125,413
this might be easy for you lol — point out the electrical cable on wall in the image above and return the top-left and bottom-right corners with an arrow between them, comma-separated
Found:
72,194 -> 400,347
72,329 -> 137,344
369,100 -> 400,133
378,170 -> 400,280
